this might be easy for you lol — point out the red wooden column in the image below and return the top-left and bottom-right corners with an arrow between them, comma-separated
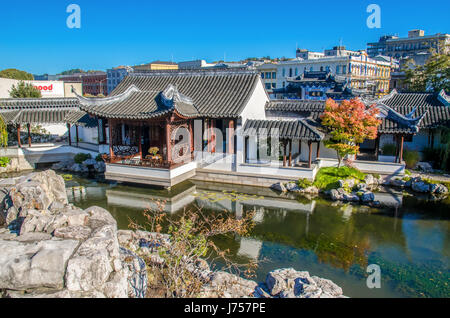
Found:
399,135 -> 404,163
17,125 -> 21,148
316,141 -> 321,159
67,124 -> 72,146
165,120 -> 172,164
308,141 -> 313,168
189,120 -> 194,158
210,119 -> 216,153
27,123 -> 31,147
227,119 -> 235,154
283,140 -> 287,167
109,119 -> 114,159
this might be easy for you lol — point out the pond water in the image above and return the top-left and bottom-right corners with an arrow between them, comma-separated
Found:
64,175 -> 450,298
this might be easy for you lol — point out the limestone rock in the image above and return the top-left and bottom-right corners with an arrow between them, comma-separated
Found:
361,191 -> 375,203
411,180 -> 431,193
54,225 -> 92,241
199,271 -> 257,298
429,183 -> 448,194
311,276 -> 343,297
0,238 -> 79,290
271,182 -> 287,193
416,162 -> 433,173
84,206 -> 117,229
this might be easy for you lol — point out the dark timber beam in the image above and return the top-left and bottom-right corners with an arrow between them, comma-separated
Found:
67,124 -> 72,146
17,125 -> 21,148
75,125 -> 79,147
27,123 -> 31,147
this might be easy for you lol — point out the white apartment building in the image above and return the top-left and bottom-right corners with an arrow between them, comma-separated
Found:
274,54 -> 392,96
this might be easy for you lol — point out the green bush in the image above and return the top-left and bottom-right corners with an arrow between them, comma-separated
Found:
313,166 -> 366,191
403,149 -> 420,169
381,143 -> 396,156
0,156 -> 11,167
423,147 -> 450,171
297,178 -> 313,189
95,154 -> 105,162
74,153 -> 92,164
405,169 -> 412,175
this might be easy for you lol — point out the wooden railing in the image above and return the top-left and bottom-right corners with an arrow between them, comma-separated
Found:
101,154 -> 188,170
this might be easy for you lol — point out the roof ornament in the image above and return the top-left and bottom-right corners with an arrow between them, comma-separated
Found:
160,84 -> 193,107
377,103 -> 427,132
437,89 -> 450,106
76,85 -> 141,107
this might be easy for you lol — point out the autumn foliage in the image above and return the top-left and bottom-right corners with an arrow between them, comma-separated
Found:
321,98 -> 381,167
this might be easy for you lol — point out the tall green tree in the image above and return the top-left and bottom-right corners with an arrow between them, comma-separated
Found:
403,43 -> 450,93
9,81 -> 42,98
0,68 -> 34,80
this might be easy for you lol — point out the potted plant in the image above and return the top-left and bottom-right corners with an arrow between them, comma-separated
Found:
147,147 -> 161,160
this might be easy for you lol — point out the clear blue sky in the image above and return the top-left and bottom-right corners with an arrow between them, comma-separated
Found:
0,0 -> 449,74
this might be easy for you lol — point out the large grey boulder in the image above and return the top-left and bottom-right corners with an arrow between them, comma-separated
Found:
411,180 -> 431,193
416,162 -> 433,173
0,238 -> 79,290
361,191 -> 375,203
265,268 -> 345,298
271,182 -> 287,192
429,183 -> 448,194
199,271 -> 258,298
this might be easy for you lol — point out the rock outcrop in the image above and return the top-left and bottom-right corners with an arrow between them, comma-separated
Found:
1,170 -> 347,299
0,170 -> 147,298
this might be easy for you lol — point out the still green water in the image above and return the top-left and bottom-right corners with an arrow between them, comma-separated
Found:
65,175 -> 450,298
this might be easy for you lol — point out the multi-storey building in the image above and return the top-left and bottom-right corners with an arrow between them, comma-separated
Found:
367,29 -> 450,64
273,54 -> 392,97
107,66 -> 132,95
178,60 -> 216,69
257,63 -> 277,93
133,61 -> 178,71
59,72 -> 107,96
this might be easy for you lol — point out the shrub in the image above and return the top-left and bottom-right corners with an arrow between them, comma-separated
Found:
423,147 -> 450,171
313,166 -> 366,191
381,143 -> 396,156
0,156 -> 11,167
74,153 -> 92,164
405,169 -> 412,175
128,203 -> 257,298
297,178 -> 313,189
95,153 -> 105,162
403,149 -> 420,169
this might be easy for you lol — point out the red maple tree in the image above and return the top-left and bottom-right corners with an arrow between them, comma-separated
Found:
321,98 -> 381,167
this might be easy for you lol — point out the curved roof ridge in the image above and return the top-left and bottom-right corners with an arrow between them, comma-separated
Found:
77,85 -> 141,107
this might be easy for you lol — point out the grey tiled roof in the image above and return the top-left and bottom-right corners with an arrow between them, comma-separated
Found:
101,70 -> 260,118
64,111 -> 98,128
0,98 -> 79,109
381,92 -> 448,107
266,100 -> 326,112
0,97 -> 95,126
242,119 -> 323,141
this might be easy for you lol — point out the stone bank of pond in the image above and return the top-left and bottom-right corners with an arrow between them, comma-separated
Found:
65,175 -> 450,298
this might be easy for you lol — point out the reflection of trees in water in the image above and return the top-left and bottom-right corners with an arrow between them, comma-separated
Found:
248,202 -> 409,272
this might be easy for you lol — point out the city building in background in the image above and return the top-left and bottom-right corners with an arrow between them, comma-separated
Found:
133,61 -> 178,71
271,71 -> 361,101
270,54 -> 391,98
107,66 -> 132,95
257,63 -> 277,93
59,72 -> 107,96
367,29 -> 450,65
0,77 -> 82,98
178,59 -> 216,69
